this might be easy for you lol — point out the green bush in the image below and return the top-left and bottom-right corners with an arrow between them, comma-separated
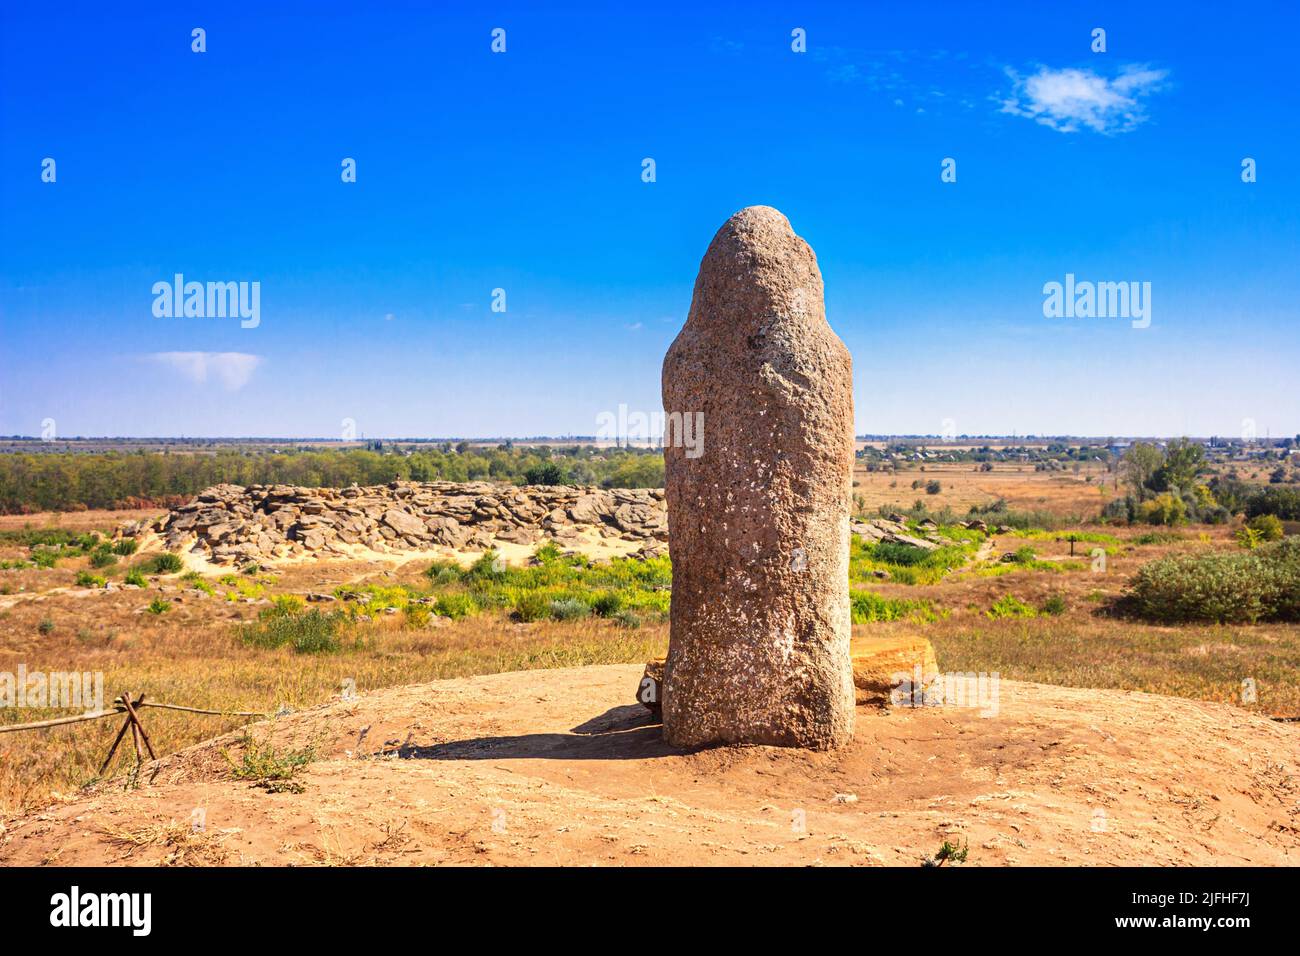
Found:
1246,514 -> 1284,542
870,541 -> 932,566
137,552 -> 184,574
987,595 -> 1037,619
1137,493 -> 1187,526
423,559 -> 464,587
591,592 -> 623,617
434,593 -> 478,620
112,538 -> 139,556
1040,594 -> 1067,616
240,607 -> 343,653
1126,537 -> 1300,623
612,609 -> 643,629
523,462 -> 567,486
124,568 -> 148,588
513,592 -> 551,622
89,547 -> 118,569
548,598 -> 591,621
146,598 -> 171,614
75,571 -> 106,588
405,603 -> 432,628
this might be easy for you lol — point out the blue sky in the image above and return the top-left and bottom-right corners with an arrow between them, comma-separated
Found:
1,1 -> 1297,439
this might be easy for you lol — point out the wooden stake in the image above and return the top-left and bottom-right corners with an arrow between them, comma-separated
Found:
120,693 -> 158,762
97,713 -> 134,776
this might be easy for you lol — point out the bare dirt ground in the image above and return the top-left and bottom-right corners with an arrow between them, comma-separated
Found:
3,664 -> 1295,866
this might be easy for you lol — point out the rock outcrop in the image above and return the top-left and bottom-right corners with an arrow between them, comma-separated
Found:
123,481 -> 667,565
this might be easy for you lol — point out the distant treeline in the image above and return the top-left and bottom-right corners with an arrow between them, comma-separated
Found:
0,446 -> 666,514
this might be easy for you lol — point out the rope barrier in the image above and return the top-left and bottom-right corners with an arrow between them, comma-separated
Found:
0,697 -> 269,735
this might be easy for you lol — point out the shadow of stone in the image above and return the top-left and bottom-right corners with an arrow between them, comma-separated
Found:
398,705 -> 673,762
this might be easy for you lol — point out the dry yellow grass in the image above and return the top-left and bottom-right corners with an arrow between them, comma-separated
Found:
3,507 -> 1298,817
852,460 -> 1116,518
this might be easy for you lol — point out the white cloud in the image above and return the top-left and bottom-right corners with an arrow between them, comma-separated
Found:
1000,64 -> 1169,134
148,352 -> 262,390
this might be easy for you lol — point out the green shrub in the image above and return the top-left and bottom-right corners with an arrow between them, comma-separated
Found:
523,462 -> 567,486
146,598 -> 171,614
464,551 -> 507,583
987,595 -> 1037,619
513,592 -> 551,622
240,607 -> 343,653
75,571 -> 106,588
137,552 -> 184,574
405,603 -> 432,628
871,541 -> 932,566
1040,594 -> 1068,616
1126,537 -> 1300,623
1237,526 -> 1264,550
271,594 -> 306,614
434,593 -> 478,620
1246,514 -> 1284,542
89,547 -> 118,569
37,618 -> 55,635
612,609 -> 643,629
548,598 -> 591,621
123,568 -> 148,587
591,592 -> 623,617
31,548 -> 59,569
112,538 -> 139,556
1138,493 -> 1187,526
424,559 -> 464,587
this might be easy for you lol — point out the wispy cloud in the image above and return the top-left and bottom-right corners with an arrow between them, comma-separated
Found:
1000,64 -> 1169,134
812,47 -> 983,114
147,351 -> 262,390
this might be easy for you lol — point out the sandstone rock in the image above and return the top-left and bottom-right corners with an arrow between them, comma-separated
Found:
382,509 -> 427,538
137,479 -> 672,565
495,526 -> 538,545
640,635 -> 938,715
881,531 -> 939,552
660,205 -> 855,750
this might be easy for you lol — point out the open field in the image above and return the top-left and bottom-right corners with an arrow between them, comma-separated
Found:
3,500 -> 1297,820
853,461 -> 1116,518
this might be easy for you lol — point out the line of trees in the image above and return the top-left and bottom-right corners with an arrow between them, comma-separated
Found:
0,446 -> 666,514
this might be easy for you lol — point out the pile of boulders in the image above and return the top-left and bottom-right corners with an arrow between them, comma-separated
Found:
850,515 -> 943,551
121,481 -> 669,566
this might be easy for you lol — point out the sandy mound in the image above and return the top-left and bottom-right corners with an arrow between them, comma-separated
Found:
2,665 -> 1296,866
